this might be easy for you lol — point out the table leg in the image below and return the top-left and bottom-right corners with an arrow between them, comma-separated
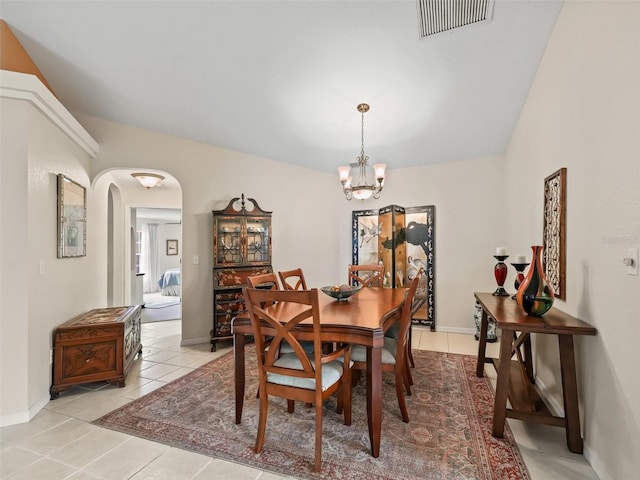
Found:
234,332 -> 246,425
524,334 -> 534,383
558,334 -> 583,453
476,309 -> 489,377
492,329 -> 513,438
366,345 -> 383,458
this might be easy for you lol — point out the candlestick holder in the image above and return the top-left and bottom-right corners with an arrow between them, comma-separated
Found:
492,255 -> 509,296
510,262 -> 530,299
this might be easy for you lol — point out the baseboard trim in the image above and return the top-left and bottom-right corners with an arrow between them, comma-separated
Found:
431,326 -> 477,335
180,336 -> 210,347
0,391 -> 49,427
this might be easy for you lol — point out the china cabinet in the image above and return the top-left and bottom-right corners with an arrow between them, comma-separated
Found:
211,194 -> 272,351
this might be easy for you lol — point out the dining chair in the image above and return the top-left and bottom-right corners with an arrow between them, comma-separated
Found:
243,287 -> 352,472
249,270 -> 314,371
349,269 -> 423,423
385,274 -> 426,385
278,268 -> 308,291
348,264 -> 384,287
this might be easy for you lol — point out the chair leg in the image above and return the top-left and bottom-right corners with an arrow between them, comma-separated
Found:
408,325 -> 416,368
314,398 -> 323,472
255,390 -> 269,453
287,400 -> 295,413
395,370 -> 410,423
405,353 -> 414,387
403,363 -> 413,396
343,369 -> 352,426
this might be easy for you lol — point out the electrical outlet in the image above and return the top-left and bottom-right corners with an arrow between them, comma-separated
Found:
625,248 -> 639,275
193,255 -> 199,265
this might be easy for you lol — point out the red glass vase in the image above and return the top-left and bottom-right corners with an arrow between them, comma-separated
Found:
516,245 -> 555,316
492,255 -> 509,296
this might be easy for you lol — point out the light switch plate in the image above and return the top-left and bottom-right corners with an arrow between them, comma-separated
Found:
626,248 -> 639,275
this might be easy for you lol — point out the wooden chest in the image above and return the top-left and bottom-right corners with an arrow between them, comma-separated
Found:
50,305 -> 142,399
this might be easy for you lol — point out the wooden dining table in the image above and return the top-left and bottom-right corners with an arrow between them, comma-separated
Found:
231,286 -> 408,458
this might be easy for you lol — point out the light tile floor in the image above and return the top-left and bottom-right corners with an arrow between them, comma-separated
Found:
0,321 -> 600,480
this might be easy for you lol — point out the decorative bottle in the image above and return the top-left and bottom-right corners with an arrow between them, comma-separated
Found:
516,245 -> 555,316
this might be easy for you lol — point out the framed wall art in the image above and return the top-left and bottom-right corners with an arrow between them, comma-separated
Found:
57,174 -> 87,258
166,239 -> 179,256
543,168 -> 566,300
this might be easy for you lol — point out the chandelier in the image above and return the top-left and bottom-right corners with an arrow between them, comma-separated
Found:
338,103 -> 386,201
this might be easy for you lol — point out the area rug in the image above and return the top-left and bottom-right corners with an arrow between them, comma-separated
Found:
94,349 -> 530,480
141,304 -> 181,323
143,297 -> 181,309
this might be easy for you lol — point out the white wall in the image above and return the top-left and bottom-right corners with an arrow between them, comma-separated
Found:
157,223 -> 182,274
0,98 -> 30,424
80,115 -> 343,344
82,113 -> 507,344
333,155 -> 508,331
504,2 -> 640,479
1,73 -> 100,425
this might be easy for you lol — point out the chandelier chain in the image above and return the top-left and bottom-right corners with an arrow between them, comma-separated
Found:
360,109 -> 365,159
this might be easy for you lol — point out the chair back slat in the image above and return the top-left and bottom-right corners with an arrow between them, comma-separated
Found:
247,272 -> 280,290
244,288 -> 321,380
278,268 -> 308,291
348,264 -> 384,287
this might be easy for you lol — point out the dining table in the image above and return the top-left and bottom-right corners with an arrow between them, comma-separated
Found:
232,286 -> 408,458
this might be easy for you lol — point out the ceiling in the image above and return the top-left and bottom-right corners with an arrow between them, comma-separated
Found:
1,1 -> 562,174
136,207 -> 182,224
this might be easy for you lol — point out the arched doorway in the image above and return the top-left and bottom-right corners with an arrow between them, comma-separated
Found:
96,169 -> 182,321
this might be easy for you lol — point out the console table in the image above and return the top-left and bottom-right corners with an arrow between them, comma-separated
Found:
50,305 -> 142,399
474,292 -> 596,453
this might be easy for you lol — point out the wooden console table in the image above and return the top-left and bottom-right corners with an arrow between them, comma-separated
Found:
50,305 -> 142,399
474,292 -> 596,453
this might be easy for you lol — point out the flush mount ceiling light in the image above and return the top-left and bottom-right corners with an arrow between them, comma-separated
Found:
131,172 -> 165,189
338,103 -> 386,201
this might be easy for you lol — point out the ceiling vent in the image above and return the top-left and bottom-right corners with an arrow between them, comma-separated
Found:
417,0 -> 495,38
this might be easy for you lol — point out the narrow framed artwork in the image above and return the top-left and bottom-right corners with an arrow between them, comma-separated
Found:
543,168 -> 567,300
166,239 -> 179,256
57,174 -> 87,258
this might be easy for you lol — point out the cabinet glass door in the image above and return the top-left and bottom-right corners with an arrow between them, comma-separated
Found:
245,217 -> 270,264
215,216 -> 243,265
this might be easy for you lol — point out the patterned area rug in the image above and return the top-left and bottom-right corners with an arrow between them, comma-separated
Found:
94,349 -> 530,480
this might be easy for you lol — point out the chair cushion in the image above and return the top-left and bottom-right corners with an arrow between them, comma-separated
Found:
267,353 -> 345,391
350,337 -> 397,364
386,323 -> 399,339
279,340 -> 315,354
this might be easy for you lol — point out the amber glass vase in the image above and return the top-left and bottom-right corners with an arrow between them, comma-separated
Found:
516,245 -> 555,316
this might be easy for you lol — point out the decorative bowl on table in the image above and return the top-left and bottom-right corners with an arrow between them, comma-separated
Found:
320,284 -> 362,301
